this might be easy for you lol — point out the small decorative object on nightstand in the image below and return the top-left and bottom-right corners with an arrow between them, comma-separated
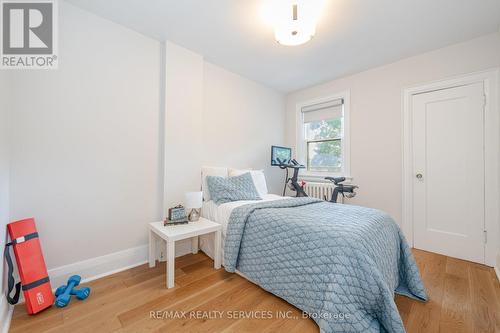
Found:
185,191 -> 202,222
164,204 -> 188,226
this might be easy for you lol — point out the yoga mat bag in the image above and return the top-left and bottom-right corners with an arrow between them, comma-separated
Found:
5,218 -> 53,314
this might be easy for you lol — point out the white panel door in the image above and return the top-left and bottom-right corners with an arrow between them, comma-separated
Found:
412,82 -> 485,264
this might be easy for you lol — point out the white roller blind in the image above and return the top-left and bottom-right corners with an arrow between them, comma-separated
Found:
302,98 -> 343,123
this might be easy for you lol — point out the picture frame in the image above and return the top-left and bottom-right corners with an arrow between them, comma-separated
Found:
168,205 -> 187,221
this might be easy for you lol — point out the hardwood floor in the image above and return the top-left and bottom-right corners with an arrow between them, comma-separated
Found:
9,249 -> 499,333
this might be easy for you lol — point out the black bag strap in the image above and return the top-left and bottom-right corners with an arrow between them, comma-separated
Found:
4,243 -> 21,305
4,232 -> 39,305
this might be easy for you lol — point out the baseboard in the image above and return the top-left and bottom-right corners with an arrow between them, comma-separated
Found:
47,244 -> 149,288
0,297 -> 13,333
495,266 -> 500,283
48,239 -> 193,288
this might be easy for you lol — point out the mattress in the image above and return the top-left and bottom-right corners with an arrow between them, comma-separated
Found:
199,194 -> 286,261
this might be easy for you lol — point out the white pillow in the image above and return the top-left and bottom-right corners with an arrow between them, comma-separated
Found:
228,168 -> 268,198
201,166 -> 228,201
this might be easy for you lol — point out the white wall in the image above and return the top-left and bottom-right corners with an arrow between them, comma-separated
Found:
162,46 -> 286,205
163,42 -> 204,210
203,62 -> 285,194
160,51 -> 285,261
9,2 -> 162,269
0,71 -> 12,332
285,32 -> 500,224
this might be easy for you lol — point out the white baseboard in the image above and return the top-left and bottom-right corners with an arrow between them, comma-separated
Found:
48,239 -> 193,288
0,297 -> 13,333
48,244 -> 149,288
495,266 -> 500,283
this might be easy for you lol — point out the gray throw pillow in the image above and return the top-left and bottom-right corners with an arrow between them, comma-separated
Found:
206,172 -> 261,205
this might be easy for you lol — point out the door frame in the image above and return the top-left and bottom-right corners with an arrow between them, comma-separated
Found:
402,68 -> 499,266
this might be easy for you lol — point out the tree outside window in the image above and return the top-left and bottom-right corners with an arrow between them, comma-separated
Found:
304,118 -> 342,173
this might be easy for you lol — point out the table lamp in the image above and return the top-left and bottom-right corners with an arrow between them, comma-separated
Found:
185,191 -> 202,222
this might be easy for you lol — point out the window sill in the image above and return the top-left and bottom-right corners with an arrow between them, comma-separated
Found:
299,172 -> 353,183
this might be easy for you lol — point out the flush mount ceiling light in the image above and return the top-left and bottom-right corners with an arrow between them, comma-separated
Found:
262,0 -> 326,46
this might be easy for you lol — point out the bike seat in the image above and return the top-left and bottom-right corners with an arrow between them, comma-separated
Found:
325,176 -> 346,184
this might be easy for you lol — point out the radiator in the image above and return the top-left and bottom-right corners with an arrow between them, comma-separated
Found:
303,182 -> 343,203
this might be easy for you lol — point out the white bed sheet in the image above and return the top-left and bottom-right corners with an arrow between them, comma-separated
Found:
199,194 -> 286,262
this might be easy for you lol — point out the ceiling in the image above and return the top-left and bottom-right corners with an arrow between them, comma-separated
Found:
66,0 -> 500,93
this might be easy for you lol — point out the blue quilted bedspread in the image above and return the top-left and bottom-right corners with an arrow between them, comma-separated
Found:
224,198 -> 427,333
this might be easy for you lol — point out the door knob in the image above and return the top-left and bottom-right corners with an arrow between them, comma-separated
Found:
416,173 -> 423,179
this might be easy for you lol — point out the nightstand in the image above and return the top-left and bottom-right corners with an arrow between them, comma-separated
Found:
148,218 -> 222,288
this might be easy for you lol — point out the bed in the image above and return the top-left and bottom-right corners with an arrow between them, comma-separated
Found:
198,167 -> 427,333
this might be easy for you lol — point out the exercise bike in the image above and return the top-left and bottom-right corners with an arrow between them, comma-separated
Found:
276,159 -> 358,202
276,158 -> 308,197
325,177 -> 358,203
271,145 -> 358,202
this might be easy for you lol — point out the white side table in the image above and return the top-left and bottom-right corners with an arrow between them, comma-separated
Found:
149,218 -> 222,288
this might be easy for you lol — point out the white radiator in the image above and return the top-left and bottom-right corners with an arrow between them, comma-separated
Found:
303,182 -> 343,203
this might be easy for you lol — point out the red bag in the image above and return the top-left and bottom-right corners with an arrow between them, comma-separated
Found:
5,218 -> 54,314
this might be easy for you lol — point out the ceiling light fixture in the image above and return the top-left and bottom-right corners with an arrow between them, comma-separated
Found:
263,0 -> 326,46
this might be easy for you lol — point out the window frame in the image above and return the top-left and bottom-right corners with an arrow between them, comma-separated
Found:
295,90 -> 351,180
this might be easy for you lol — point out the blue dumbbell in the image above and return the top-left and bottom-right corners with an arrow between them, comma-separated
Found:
71,286 -> 90,300
55,285 -> 67,297
55,275 -> 81,307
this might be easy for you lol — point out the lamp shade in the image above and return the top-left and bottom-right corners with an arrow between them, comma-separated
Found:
184,191 -> 203,209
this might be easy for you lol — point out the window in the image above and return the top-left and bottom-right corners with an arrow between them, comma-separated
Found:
298,95 -> 349,176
